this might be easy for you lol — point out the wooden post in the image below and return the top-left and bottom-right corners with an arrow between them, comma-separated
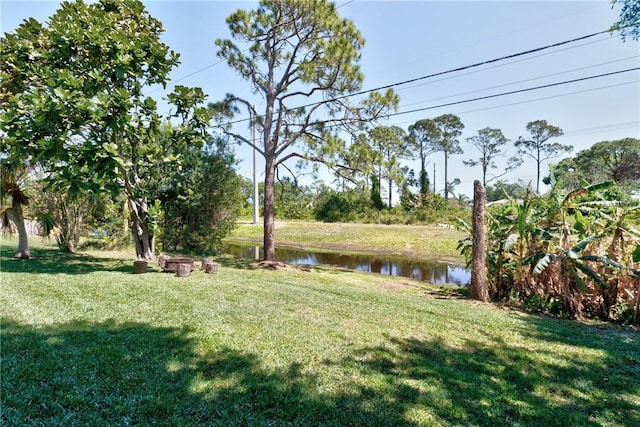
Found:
133,260 -> 148,274
471,180 -> 489,302
176,263 -> 191,277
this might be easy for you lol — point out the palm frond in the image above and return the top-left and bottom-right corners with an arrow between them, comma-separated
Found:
579,255 -> 625,270
574,261 -> 608,289
455,217 -> 471,233
569,266 -> 588,293
504,233 -> 519,252
570,234 -> 600,254
533,253 -> 556,275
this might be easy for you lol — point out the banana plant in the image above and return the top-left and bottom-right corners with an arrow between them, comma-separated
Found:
528,234 -> 623,318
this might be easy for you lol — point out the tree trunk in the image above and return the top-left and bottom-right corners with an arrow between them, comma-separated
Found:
8,202 -> 30,259
388,176 -> 393,207
536,146 -> 541,193
263,154 -> 277,261
444,151 -> 449,200
471,180 -> 489,301
55,201 -> 83,253
128,198 -> 155,260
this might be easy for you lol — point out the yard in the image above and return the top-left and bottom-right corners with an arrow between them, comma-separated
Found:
1,237 -> 638,426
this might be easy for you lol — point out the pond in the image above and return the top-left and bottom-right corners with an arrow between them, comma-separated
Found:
224,242 -> 471,285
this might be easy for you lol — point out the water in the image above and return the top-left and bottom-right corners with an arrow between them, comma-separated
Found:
224,243 -> 470,285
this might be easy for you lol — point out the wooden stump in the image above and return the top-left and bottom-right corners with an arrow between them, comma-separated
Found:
158,255 -> 168,270
164,258 -> 194,272
201,258 -> 213,270
176,263 -> 191,277
133,260 -> 148,274
204,261 -> 219,274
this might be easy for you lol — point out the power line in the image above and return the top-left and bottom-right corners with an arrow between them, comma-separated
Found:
396,36 -> 615,95
380,68 -> 639,121
223,28 -> 617,126
295,28 -> 614,109
398,55 -> 639,110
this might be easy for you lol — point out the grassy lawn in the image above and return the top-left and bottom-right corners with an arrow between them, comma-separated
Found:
2,238 -> 639,426
228,221 -> 467,264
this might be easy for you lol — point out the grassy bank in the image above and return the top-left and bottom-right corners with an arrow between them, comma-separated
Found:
1,238 -> 638,426
227,221 -> 467,264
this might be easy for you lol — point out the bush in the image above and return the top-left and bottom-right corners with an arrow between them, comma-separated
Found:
315,189 -> 373,223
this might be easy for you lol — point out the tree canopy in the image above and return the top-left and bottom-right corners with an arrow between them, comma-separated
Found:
429,114 -> 465,201
547,138 -> 640,193
515,120 -> 571,194
463,127 -> 520,188
1,0 -> 212,259
611,0 -> 640,41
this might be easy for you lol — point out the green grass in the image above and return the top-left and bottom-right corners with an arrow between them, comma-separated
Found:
228,220 -> 467,264
1,237 -> 639,426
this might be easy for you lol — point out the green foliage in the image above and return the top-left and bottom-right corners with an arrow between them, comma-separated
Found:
315,188 -> 372,223
463,127 -> 520,187
81,193 -> 130,250
547,138 -> 640,194
429,114 -> 465,200
157,141 -> 242,255
407,119 -> 438,196
611,0 -> 640,41
1,0 -> 211,259
368,125 -> 409,207
274,177 -> 315,220
515,120 -> 570,193
485,180 -> 530,202
460,180 -> 640,322
370,175 -> 385,210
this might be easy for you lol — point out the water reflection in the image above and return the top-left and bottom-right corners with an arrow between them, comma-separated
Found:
224,243 -> 470,285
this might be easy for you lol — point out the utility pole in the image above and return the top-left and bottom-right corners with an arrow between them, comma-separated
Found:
433,163 -> 436,194
252,104 -> 259,224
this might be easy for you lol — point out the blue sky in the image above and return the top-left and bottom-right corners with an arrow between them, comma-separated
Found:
2,0 -> 639,198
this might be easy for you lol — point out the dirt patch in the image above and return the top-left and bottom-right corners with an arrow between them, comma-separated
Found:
377,280 -> 467,300
253,260 -> 289,270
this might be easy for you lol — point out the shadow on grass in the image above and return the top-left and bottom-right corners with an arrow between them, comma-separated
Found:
0,245 -> 132,275
2,315 -> 638,426
331,320 -> 640,426
0,318 -> 408,425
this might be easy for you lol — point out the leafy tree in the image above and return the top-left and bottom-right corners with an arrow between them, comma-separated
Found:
157,140 -> 242,254
515,120 -> 571,194
407,119 -> 438,196
214,0 -> 397,261
332,133 -> 379,190
368,125 -> 409,207
554,138 -> 640,190
274,176 -> 315,220
1,0 -> 211,259
463,127 -> 521,187
315,187 -> 372,223
485,180 -> 530,202
38,187 -> 90,253
611,0 -> 640,41
430,114 -> 465,200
